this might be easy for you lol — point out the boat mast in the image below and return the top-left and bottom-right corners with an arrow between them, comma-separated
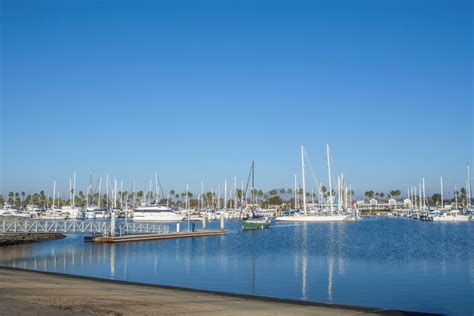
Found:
455,184 -> 458,209
301,145 -> 307,215
98,177 -> 102,208
148,179 -> 152,205
252,161 -> 255,208
73,172 -> 76,207
155,172 -> 159,204
120,181 -> 123,209
241,180 -> 244,208
52,180 -> 56,209
468,163 -> 472,209
327,144 -> 334,215
224,179 -> 227,211
106,174 -> 109,209
422,178 -> 426,211
440,177 -> 443,209
294,174 -> 297,210
233,177 -> 237,209
69,178 -> 72,207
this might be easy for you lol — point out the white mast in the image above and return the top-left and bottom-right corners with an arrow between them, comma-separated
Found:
241,181 -> 244,207
149,179 -> 152,205
98,177 -> 102,208
468,163 -> 471,208
106,174 -> 109,209
418,183 -> 422,210
422,178 -> 426,211
120,181 -> 123,209
114,179 -> 117,209
301,145 -> 307,215
132,179 -> 136,208
440,177 -> 443,209
327,144 -> 334,215
233,177 -> 237,209
200,182 -> 204,211
73,172 -> 76,207
345,186 -> 348,209
69,178 -> 72,207
455,184 -> 458,209
319,183 -> 323,209
52,180 -> 56,209
294,174 -> 297,210
349,184 -> 352,208
224,179 -> 227,211
155,172 -> 159,203
337,176 -> 341,211
217,184 -> 221,209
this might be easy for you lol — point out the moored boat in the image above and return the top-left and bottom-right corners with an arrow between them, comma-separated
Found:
133,205 -> 185,221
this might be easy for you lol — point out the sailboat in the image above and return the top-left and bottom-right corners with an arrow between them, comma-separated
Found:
276,145 -> 348,222
241,161 -> 272,230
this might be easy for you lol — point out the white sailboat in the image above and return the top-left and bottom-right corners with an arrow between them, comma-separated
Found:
276,145 -> 348,222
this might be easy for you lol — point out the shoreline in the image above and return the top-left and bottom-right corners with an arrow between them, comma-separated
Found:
0,266 -> 435,315
0,232 -> 65,246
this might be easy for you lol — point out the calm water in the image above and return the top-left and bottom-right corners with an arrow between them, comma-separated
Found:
0,217 -> 472,315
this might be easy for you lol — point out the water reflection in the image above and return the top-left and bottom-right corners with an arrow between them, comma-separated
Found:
0,218 -> 472,315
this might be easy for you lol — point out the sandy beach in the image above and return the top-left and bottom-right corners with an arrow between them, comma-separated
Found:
0,267 -> 404,316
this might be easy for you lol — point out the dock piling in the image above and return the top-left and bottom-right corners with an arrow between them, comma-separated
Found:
220,214 -> 224,230
111,215 -> 116,237
202,215 -> 207,230
176,222 -> 180,232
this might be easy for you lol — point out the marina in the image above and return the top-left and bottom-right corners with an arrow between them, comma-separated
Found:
0,217 -> 472,315
2,1 -> 472,315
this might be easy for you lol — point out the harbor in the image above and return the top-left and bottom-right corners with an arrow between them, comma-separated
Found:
2,0 -> 472,315
0,217 -> 472,315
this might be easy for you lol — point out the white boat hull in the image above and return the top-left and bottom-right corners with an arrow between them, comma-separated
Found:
432,215 -> 471,222
275,215 -> 348,222
133,213 -> 185,222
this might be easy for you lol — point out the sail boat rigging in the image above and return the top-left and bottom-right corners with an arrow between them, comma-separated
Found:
241,161 -> 272,230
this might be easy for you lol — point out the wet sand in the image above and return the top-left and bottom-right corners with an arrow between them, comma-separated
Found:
0,267 -> 411,316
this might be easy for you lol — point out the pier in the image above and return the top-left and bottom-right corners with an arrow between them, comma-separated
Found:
0,218 -> 169,235
86,229 -> 227,243
1,216 -> 228,243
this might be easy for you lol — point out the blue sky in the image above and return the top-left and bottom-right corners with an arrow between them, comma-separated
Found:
1,0 -> 472,197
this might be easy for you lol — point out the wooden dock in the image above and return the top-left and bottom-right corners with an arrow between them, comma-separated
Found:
86,230 -> 227,243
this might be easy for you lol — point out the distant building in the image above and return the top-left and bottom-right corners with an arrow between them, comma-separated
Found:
369,199 -> 377,205
388,199 -> 397,206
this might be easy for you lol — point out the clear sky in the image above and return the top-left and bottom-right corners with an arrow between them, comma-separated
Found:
1,0 -> 472,198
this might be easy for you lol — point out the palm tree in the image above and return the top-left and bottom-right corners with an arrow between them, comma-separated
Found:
321,186 -> 327,198
365,191 -> 374,200
8,192 -> 14,205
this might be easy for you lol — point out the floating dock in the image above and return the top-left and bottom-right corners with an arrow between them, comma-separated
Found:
86,230 -> 227,243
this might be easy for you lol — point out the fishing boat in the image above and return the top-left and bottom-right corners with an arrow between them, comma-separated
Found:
240,161 -> 272,230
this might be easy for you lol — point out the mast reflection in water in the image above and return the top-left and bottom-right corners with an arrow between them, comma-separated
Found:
0,218 -> 472,315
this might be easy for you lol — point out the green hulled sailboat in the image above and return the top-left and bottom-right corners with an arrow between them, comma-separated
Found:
240,161 -> 272,230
